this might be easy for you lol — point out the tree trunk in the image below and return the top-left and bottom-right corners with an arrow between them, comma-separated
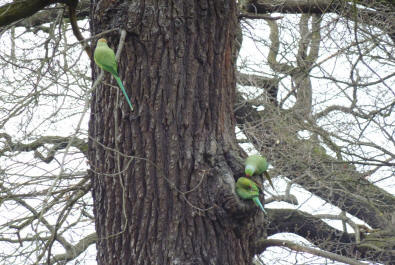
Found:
88,1 -> 258,264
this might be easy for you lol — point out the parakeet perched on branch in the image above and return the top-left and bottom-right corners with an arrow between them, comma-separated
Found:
94,38 -> 134,111
245,155 -> 274,189
236,177 -> 267,214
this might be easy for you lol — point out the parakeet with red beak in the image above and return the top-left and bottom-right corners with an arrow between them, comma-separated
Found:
245,155 -> 274,189
236,177 -> 267,214
94,38 -> 134,111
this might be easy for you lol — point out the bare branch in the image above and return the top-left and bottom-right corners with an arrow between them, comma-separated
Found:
50,233 -> 97,264
257,239 -> 367,265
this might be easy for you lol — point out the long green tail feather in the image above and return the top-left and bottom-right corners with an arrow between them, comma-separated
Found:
114,75 -> 134,111
252,197 -> 267,214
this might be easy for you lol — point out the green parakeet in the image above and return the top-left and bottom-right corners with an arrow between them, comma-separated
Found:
94,38 -> 134,111
236,177 -> 267,214
245,155 -> 274,189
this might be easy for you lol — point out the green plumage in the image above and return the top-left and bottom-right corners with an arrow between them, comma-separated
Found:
94,38 -> 134,111
245,155 -> 274,189
236,177 -> 267,214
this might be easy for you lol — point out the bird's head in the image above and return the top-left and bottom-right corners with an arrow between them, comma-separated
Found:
98,38 -> 107,43
245,165 -> 255,177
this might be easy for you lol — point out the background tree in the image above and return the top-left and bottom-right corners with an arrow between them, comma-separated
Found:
0,0 -> 393,264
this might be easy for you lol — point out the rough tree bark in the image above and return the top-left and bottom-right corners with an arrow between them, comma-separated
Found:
88,1 -> 260,264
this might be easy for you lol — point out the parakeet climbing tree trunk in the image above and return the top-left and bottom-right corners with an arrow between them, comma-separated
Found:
88,1 -> 257,264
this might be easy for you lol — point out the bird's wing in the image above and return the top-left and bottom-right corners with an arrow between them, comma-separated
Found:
255,157 -> 268,174
94,46 -> 118,75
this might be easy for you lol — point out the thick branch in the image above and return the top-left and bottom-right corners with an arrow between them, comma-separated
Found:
234,94 -> 395,229
236,72 -> 279,105
8,0 -> 89,29
264,209 -> 395,263
50,233 -> 97,264
247,0 -> 344,14
245,0 -> 395,42
0,0 -> 83,28
0,0 -> 52,27
67,0 -> 92,60
266,19 -> 294,74
0,133 -> 88,159
266,209 -> 355,252
257,239 -> 366,265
